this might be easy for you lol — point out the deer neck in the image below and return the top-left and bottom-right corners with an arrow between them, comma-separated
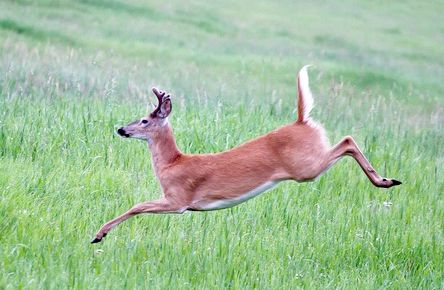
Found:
147,124 -> 181,172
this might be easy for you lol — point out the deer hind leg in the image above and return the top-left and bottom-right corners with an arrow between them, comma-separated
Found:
322,136 -> 401,188
92,198 -> 186,243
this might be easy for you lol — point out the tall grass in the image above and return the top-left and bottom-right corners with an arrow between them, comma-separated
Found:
1,0 -> 443,289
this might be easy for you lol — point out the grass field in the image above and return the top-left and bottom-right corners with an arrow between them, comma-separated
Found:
1,0 -> 443,289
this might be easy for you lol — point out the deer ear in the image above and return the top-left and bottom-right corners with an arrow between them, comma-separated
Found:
158,98 -> 172,118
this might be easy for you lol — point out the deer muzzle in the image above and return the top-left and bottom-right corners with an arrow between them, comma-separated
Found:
117,127 -> 131,138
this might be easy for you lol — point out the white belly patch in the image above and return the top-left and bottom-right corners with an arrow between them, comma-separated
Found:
200,181 -> 279,211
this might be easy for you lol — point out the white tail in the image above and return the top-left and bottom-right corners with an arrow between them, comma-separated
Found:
91,66 -> 402,244
297,65 -> 314,123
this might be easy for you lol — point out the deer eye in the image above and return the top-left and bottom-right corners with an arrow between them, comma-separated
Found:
141,119 -> 148,124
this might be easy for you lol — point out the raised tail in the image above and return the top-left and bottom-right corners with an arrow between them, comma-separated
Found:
296,65 -> 314,123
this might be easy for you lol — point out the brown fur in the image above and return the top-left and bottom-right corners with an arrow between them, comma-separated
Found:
91,66 -> 401,243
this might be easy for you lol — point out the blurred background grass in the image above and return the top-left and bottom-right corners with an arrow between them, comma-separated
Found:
0,0 -> 443,289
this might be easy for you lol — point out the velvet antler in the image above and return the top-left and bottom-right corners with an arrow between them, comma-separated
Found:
151,88 -> 170,118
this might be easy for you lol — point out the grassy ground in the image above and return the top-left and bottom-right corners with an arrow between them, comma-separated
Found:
1,0 -> 443,289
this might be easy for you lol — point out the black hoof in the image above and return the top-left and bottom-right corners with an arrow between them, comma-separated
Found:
91,237 -> 102,244
391,179 -> 402,186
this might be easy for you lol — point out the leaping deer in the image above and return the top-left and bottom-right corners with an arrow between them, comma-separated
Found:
91,65 -> 401,243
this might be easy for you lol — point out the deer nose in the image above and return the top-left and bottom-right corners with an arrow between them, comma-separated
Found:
117,128 -> 127,136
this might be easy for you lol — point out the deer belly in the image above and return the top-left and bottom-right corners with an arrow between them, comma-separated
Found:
199,181 -> 279,211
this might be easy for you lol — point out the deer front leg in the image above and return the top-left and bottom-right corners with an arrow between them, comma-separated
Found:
326,136 -> 402,188
92,198 -> 186,243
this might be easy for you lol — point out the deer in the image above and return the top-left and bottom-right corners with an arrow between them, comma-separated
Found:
91,65 -> 401,243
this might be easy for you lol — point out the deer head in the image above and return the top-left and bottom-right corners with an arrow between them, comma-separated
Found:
117,88 -> 172,140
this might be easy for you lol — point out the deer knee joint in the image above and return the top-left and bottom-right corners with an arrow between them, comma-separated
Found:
341,136 -> 357,154
343,136 -> 355,145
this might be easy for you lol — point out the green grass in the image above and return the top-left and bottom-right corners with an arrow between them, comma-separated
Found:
1,0 -> 443,289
